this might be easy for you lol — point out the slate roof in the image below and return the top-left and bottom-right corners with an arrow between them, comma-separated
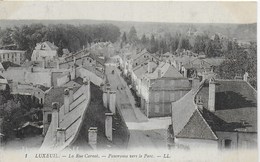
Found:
176,109 -> 217,140
197,80 -> 257,133
145,62 -> 184,79
131,49 -> 150,61
172,79 -> 257,140
36,84 -> 50,92
41,83 -> 91,151
44,41 -> 59,50
43,86 -> 80,111
133,64 -> 148,78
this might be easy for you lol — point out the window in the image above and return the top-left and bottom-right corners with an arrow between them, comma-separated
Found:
224,139 -> 232,149
155,105 -> 160,113
47,114 -> 52,122
155,93 -> 160,102
40,98 -> 43,104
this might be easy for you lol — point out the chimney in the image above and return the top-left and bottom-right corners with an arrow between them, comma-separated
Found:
158,69 -> 162,78
208,78 -> 216,112
88,127 -> 97,150
192,77 -> 200,89
52,102 -> 60,130
243,72 -> 248,82
178,62 -> 182,72
83,77 -> 90,95
73,57 -> 76,64
109,91 -> 116,114
183,68 -> 187,78
103,91 -> 108,108
105,113 -> 113,141
196,96 -> 203,110
64,89 -> 70,114
56,128 -> 66,146
42,57 -> 46,69
71,66 -> 76,80
56,60 -> 60,69
103,84 -> 110,108
68,87 -> 74,105
148,62 -> 153,73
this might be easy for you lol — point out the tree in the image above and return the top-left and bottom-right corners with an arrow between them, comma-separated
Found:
128,26 -> 138,44
141,34 -> 147,45
148,34 -> 158,53
122,32 -> 127,43
205,40 -> 214,57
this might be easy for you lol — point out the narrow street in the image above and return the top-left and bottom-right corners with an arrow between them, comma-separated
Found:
105,65 -> 171,150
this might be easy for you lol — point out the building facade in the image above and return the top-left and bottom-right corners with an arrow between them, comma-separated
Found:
0,50 -> 26,65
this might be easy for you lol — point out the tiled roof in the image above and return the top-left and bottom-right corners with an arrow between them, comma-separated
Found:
174,79 -> 257,140
133,64 -> 148,79
36,84 -> 50,92
176,109 -> 218,140
145,62 -> 183,79
44,41 -> 59,50
44,86 -> 80,111
171,83 -> 203,135
131,49 -> 150,61
174,55 -> 197,65
41,82 -> 91,151
197,80 -> 257,133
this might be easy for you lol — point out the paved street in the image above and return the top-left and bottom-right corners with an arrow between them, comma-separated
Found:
105,65 -> 171,150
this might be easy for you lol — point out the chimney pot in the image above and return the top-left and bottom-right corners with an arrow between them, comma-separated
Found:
64,89 -> 70,114
56,128 -> 66,146
68,87 -> 74,104
208,78 -> 216,112
88,127 -> 97,149
51,102 -> 60,130
109,91 -> 116,114
105,113 -> 113,141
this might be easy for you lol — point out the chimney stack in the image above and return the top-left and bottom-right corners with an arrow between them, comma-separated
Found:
52,102 -> 60,130
64,89 -> 70,114
192,77 -> 200,89
243,72 -> 249,82
68,87 -> 74,105
73,57 -> 76,64
83,77 -> 90,94
208,78 -> 216,112
109,91 -> 116,114
103,91 -> 108,108
42,57 -> 46,69
103,84 -> 111,108
196,96 -> 203,110
105,113 -> 113,141
148,62 -> 152,73
178,62 -> 182,72
88,127 -> 97,150
158,69 -> 162,78
183,68 -> 187,78
56,128 -> 66,146
56,60 -> 60,69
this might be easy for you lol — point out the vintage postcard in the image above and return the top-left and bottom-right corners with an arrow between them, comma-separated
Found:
0,1 -> 257,162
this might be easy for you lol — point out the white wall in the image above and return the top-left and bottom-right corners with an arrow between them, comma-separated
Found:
77,67 -> 103,86
175,138 -> 219,150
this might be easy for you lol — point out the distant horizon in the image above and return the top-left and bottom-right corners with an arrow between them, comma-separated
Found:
0,19 -> 257,25
0,1 -> 256,24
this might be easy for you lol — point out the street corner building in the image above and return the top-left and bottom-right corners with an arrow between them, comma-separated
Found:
169,77 -> 257,150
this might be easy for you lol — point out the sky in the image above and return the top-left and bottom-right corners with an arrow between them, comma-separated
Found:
0,1 -> 257,24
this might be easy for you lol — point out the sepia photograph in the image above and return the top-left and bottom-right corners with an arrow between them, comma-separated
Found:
0,1 -> 257,161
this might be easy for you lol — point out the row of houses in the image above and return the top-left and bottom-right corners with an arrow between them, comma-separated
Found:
117,47 -> 257,150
